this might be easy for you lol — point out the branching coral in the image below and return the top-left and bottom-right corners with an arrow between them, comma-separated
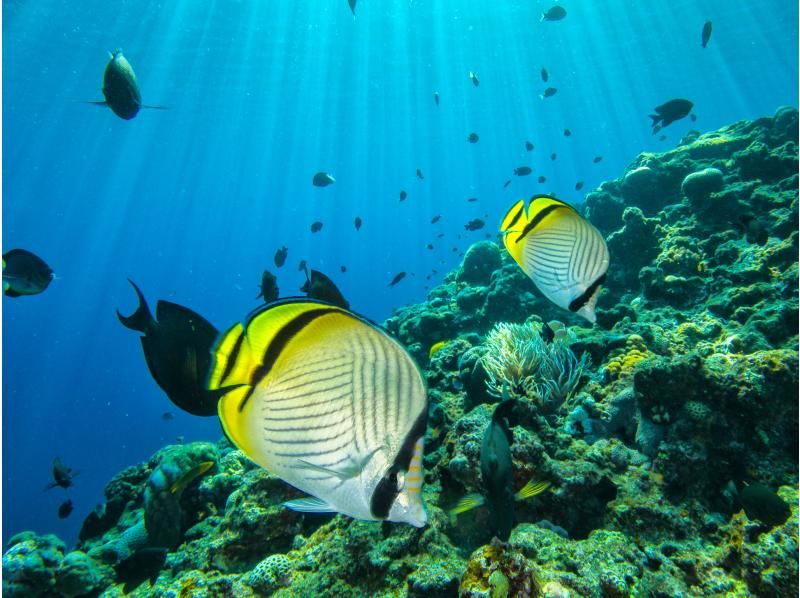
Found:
480,321 -> 589,413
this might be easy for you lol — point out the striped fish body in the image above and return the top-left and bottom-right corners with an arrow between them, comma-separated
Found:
501,196 -> 609,323
208,300 -> 428,527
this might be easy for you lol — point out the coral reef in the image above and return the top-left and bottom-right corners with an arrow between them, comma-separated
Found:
4,108 -> 797,597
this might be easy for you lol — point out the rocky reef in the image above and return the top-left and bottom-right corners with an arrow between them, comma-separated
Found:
4,108 -> 797,597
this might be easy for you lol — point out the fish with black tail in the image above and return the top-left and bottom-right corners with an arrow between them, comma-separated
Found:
467,132 -> 479,143
541,6 -> 567,21
85,50 -> 168,120
541,87 -> 557,98
114,548 -> 168,594
701,21 -> 713,48
312,172 -> 335,187
389,272 -> 407,287
738,483 -> 790,527
433,91 -> 440,106
540,68 -> 549,82
649,99 -> 694,132
45,458 -> 77,490
300,269 -> 350,310
469,71 -> 480,86
310,221 -> 323,233
400,190 -> 408,202
355,216 -> 362,231
416,169 -> 424,180
58,500 -> 74,519
256,270 -> 279,303
514,166 -> 532,176
274,246 -> 288,268
525,141 -> 534,151
464,218 -> 485,231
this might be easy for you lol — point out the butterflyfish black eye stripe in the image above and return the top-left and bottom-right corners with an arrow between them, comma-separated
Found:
220,329 -> 245,387
505,204 -> 525,231
515,203 -> 569,243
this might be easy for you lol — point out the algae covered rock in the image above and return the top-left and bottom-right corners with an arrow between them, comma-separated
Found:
458,241 -> 502,285
681,167 -> 724,204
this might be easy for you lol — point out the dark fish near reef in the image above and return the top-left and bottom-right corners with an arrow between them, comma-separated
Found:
208,299 -> 428,526
3,249 -> 54,297
450,401 -> 549,541
575,181 -> 584,191
431,215 -> 441,224
514,166 -> 532,176
114,548 -> 168,594
467,132 -> 479,143
274,246 -> 288,268
312,172 -> 335,187
503,179 -> 512,188
354,216 -> 362,231
541,87 -> 557,98
117,280 -> 219,416
389,272 -> 407,287
593,155 -> 603,163
310,221 -> 324,233
46,458 -> 77,490
86,50 -> 167,120
300,269 -> 350,310
649,99 -> 694,132
733,214 -> 768,246
465,219 -> 485,231
690,113 -> 697,122
433,91 -> 440,106
469,71 -> 480,86
738,483 -> 790,527
256,270 -> 279,303
501,195 -> 609,323
540,68 -> 549,82
541,6 -> 567,21
525,141 -> 534,151
58,500 -> 74,519
400,190 -> 408,202
701,21 -> 713,48
564,129 -> 571,137
347,0 -> 357,16
416,169 -> 425,180
161,411 -> 174,421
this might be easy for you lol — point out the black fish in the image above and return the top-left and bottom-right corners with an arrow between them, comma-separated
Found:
274,246 -> 288,268
659,134 -> 667,141
426,244 -> 434,250
738,483 -> 791,527
469,71 -> 480,87
593,155 -> 603,163
86,50 -> 167,120
551,153 -> 557,160
525,141 -> 534,151
467,197 -> 478,203
347,0 -> 357,16
117,280 -> 219,416
540,68 -> 549,82
114,548 -> 167,594
542,6 -> 567,21
575,181 -> 584,191
734,214 -> 768,246
701,21 -> 713,48
649,99 -> 694,132
467,132 -> 479,143
541,87 -> 557,98
354,216 -> 362,231
340,265 -> 347,273
431,215 -> 441,224
503,179 -> 512,188
389,272 -> 406,287
161,411 -> 174,421
416,169 -> 424,180
58,500 -> 74,519
256,270 -> 279,303
514,166 -> 532,176
310,221 -> 323,233
538,175 -> 547,183
690,113 -> 697,122
312,172 -> 335,187
434,91 -> 440,106
541,322 -> 555,344
3,249 -> 54,297
45,458 -> 77,490
563,128 -> 571,137
300,269 -> 349,310
400,190 -> 408,202
437,233 -> 445,239
465,218 -> 485,231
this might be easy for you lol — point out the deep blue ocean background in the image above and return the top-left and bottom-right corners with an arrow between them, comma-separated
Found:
3,0 -> 797,546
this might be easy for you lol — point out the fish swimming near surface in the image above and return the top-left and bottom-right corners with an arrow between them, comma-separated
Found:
467,132 -> 479,143
564,129 -> 571,136
593,155 -> 603,163
354,216 -> 362,231
503,179 -> 512,188
575,181 -> 584,191
3,249 -> 54,297
58,500 -> 74,519
738,483 -> 791,527
465,219 -> 485,231
467,197 -> 478,203
514,166 -> 533,176
433,91 -> 440,106
649,99 -> 694,132
300,269 -> 350,310
161,411 -> 174,421
540,67 -> 549,82
85,50 -> 168,120
114,548 -> 168,594
312,172 -> 335,187
256,270 -> 279,303
541,87 -> 558,98
45,457 -> 77,490
310,221 -> 324,233
431,215 -> 441,224
207,299 -> 429,526
538,176 -> 547,183
551,153 -> 557,160
400,190 -> 408,202
701,21 -> 713,48
501,195 -> 610,323
274,246 -> 288,268
469,71 -> 480,86
525,141 -> 534,151
389,272 -> 407,287
541,5 -> 567,21
347,0 -> 357,16
416,169 -> 425,180
117,279 -> 220,416
450,400 -> 549,540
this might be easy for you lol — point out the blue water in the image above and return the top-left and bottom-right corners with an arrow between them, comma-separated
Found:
3,0 -> 797,546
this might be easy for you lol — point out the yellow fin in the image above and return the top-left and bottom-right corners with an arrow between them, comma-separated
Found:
169,461 -> 214,495
500,199 -> 526,233
207,322 -> 249,389
429,341 -> 449,359
515,479 -> 551,501
449,493 -> 485,516
217,385 -> 256,457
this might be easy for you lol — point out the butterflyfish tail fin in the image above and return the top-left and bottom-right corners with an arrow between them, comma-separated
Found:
515,479 -> 551,501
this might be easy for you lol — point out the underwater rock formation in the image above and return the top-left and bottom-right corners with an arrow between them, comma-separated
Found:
3,108 -> 797,597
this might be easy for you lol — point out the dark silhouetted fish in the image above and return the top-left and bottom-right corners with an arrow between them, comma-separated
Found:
301,269 -> 350,310
575,181 -> 584,191
542,6 -> 567,21
389,272 -> 406,287
354,216 -> 362,231
469,71 -> 480,86
274,246 -> 288,268
3,249 -> 54,297
738,483 -> 790,527
58,500 -> 74,519
114,548 -> 167,594
733,214 -> 768,246
514,166 -> 532,176
540,68 -> 549,82
86,50 -> 167,120
525,141 -> 534,151
416,169 -> 424,180
538,175 -> 547,183
701,21 -> 713,48
467,197 -> 478,203
434,91 -> 440,106
659,134 -> 667,141
465,219 -> 485,231
161,411 -> 174,421
347,0 -> 357,16
400,190 -> 408,201
431,215 -> 441,223
541,87 -> 558,98
310,221 -> 324,233
564,128 -> 571,136
426,243 -> 434,250
690,113 -> 697,122
298,259 -> 307,273
117,280 -> 219,416
437,233 -> 445,239
340,265 -> 347,273
312,172 -> 335,187
45,458 -> 77,490
256,270 -> 279,303
649,99 -> 693,132
593,155 -> 603,163
551,153 -> 557,160
503,179 -> 512,188
467,132 -> 479,143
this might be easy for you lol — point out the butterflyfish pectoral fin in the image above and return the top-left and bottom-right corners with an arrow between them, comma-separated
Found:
449,493 -> 485,517
515,479 -> 551,501
283,496 -> 337,513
